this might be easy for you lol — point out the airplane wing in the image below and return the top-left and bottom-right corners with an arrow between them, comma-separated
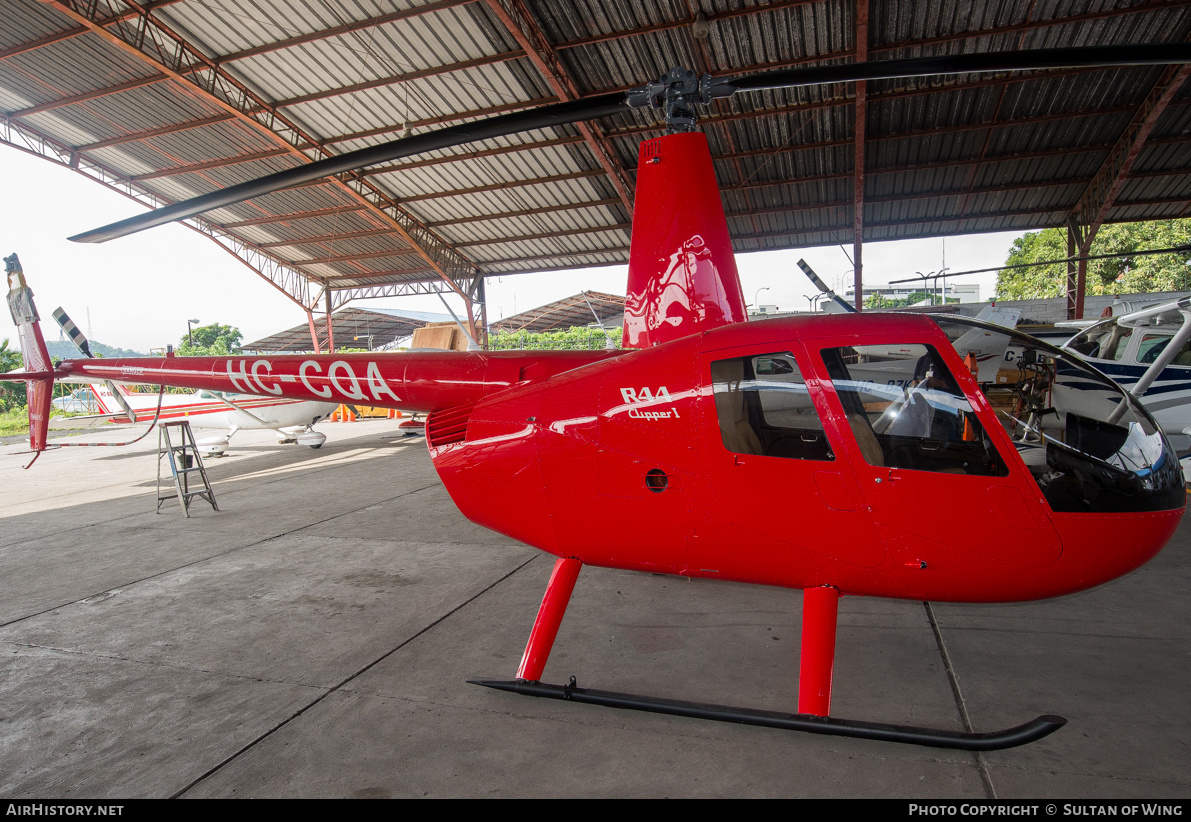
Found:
208,392 -> 267,426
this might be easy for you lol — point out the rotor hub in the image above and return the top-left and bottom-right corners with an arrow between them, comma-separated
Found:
627,67 -> 718,133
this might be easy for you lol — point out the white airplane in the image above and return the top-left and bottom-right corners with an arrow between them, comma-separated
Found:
1062,296 -> 1191,453
54,380 -> 338,456
46,306 -> 336,455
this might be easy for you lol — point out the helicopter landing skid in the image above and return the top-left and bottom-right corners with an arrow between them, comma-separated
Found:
468,676 -> 1066,751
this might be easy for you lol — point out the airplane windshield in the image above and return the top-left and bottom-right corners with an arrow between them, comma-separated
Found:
932,317 -> 1184,513
1067,320 -> 1130,360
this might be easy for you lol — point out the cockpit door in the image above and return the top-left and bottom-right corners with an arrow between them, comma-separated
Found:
810,338 -> 1063,577
691,343 -> 885,588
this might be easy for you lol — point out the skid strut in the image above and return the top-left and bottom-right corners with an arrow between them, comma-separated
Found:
517,557 -> 582,680
483,563 -> 1066,749
799,585 -> 839,716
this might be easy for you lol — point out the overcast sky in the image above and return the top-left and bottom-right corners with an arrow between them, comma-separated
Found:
1,143 -> 1025,353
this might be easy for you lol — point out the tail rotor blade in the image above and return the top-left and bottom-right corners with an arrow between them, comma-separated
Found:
52,308 -> 135,422
51,307 -> 92,358
5,253 -> 54,458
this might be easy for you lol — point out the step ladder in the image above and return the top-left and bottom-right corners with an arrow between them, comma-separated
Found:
157,421 -> 219,517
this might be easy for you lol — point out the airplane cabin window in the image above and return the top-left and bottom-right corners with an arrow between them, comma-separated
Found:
820,344 -> 1008,477
710,352 -> 833,461
1137,334 -> 1169,364
1137,333 -> 1191,366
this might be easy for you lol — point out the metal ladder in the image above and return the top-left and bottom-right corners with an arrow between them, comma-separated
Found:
157,421 -> 218,517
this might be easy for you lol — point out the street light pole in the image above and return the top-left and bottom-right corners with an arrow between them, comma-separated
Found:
754,287 -> 771,313
187,318 -> 200,345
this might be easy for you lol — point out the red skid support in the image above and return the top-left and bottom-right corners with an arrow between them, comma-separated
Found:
798,585 -> 841,716
516,557 -> 582,681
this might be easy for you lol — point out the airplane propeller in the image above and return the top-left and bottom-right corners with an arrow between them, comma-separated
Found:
69,43 -> 1191,245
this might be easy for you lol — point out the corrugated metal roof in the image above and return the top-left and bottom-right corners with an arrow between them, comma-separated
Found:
242,304 -> 454,352
490,289 -> 624,332
3,0 -> 1191,309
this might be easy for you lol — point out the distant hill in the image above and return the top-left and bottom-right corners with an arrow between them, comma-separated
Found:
43,340 -> 148,359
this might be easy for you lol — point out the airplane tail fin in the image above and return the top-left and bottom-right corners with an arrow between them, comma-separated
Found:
3,254 -> 54,459
621,131 -> 747,349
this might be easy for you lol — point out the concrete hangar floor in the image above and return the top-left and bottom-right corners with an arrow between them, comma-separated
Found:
0,419 -> 1186,798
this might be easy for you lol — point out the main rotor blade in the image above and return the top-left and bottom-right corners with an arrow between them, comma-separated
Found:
714,43 -> 1191,96
71,42 -> 1191,245
70,94 -> 628,244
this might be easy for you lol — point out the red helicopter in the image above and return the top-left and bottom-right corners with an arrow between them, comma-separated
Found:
4,45 -> 1190,750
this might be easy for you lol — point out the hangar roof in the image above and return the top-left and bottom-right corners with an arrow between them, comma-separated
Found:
242,305 -> 452,352
490,290 -> 624,332
3,0 -> 1191,314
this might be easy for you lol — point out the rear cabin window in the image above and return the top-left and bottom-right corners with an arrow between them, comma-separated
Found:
1138,333 -> 1191,366
820,344 -> 1007,476
710,352 -> 833,461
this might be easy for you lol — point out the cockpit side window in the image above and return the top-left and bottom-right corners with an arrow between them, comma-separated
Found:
710,352 -> 834,461
821,343 -> 1008,477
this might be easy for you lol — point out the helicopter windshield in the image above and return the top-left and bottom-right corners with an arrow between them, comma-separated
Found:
932,317 -> 1184,513
820,343 -> 1008,477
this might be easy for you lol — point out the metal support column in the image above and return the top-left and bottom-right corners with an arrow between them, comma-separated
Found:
306,309 -> 322,353
852,0 -> 869,312
324,290 -> 335,353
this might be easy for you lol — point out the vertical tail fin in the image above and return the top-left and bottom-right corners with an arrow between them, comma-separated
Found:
5,254 -> 53,457
621,131 -> 747,349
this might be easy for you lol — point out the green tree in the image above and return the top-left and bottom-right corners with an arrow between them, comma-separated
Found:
178,323 -> 242,356
0,338 -> 23,412
996,220 -> 1191,300
865,291 -> 956,309
488,326 -> 621,351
